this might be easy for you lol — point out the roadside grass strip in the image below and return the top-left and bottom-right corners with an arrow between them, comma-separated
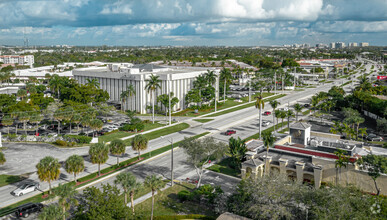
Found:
205,94 -> 286,117
193,119 -> 214,123
0,132 -> 210,217
243,122 -> 288,141
0,175 -> 26,188
207,157 -> 240,178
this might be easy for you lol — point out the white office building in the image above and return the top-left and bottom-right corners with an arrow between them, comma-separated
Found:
360,42 -> 369,47
73,64 -> 219,114
348,42 -> 358,48
0,55 -> 34,67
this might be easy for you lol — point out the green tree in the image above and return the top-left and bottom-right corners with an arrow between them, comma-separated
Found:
1,115 -> 13,134
293,103 -> 303,122
53,184 -> 78,220
29,113 -> 43,135
334,149 -> 347,186
75,184 -> 130,219
38,204 -> 64,220
109,139 -> 126,165
255,95 -> 265,139
54,109 -> 66,135
269,100 -> 280,131
36,156 -> 61,194
227,137 -> 247,170
0,151 -> 5,165
120,89 -> 129,111
114,171 -> 142,214
72,114 -> 82,131
16,89 -> 27,101
89,119 -> 103,138
144,175 -> 165,220
359,127 -> 367,141
131,134 -> 148,160
64,155 -> 85,183
180,136 -> 227,188
89,143 -> 109,176
145,74 -> 161,124
157,92 -> 179,117
18,112 -> 30,135
220,68 -> 233,103
262,130 -> 275,175
357,154 -> 387,195
286,109 -> 295,130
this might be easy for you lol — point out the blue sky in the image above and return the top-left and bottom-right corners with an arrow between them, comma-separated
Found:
0,0 -> 386,46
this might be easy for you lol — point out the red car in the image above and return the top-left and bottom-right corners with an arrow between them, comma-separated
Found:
263,111 -> 271,116
225,130 -> 236,136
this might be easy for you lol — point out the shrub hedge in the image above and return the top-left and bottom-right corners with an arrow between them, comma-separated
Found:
64,135 -> 92,144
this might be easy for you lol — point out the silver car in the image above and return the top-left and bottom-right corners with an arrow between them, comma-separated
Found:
11,183 -> 40,197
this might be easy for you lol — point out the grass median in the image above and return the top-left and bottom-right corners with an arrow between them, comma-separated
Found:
193,119 -> 214,123
244,122 -> 288,141
0,175 -> 25,188
205,94 -> 286,117
0,131 -> 210,217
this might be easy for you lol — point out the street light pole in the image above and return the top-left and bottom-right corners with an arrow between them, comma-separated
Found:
168,77 -> 172,126
171,138 -> 174,186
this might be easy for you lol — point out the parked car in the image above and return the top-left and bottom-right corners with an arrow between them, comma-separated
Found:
366,134 -> 383,142
278,107 -> 289,111
263,111 -> 271,116
225,130 -> 236,136
11,183 -> 40,197
14,203 -> 43,218
304,104 -> 310,108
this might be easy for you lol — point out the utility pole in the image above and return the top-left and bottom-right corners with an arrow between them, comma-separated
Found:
168,77 -> 171,125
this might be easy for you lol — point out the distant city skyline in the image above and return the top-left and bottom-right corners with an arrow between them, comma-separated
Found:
0,0 -> 386,46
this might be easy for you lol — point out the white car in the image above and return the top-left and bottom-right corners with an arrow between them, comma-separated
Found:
11,183 -> 40,197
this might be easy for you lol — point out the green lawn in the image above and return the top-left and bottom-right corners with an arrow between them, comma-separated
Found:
133,183 -> 217,219
207,157 -> 240,178
0,175 -> 25,187
99,122 -> 165,143
123,123 -> 190,145
193,119 -> 214,123
205,94 -> 286,117
244,122 -> 288,141
302,110 -> 311,115
240,92 -> 273,102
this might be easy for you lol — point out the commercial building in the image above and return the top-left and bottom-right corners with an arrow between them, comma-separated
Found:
73,63 -> 219,114
360,42 -> 369,47
348,42 -> 358,48
242,122 -> 387,195
335,42 -> 346,49
0,55 -> 34,67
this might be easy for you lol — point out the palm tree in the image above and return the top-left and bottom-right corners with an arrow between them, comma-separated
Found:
120,90 -> 129,111
279,110 -> 287,130
127,84 -> 136,111
145,74 -> 161,124
269,100 -> 280,131
255,96 -> 265,139
311,95 -> 320,113
52,184 -> 78,220
359,127 -> 367,141
193,75 -> 207,106
144,175 -> 165,220
293,103 -> 303,121
89,143 -> 109,176
18,112 -> 30,135
334,149 -> 347,186
63,106 -> 73,133
131,134 -> 148,160
54,109 -> 66,135
286,109 -> 295,131
30,113 -> 43,135
49,75 -> 62,98
64,155 -> 85,183
86,78 -> 100,88
262,131 -> 275,175
36,156 -> 61,194
220,68 -> 233,103
205,69 -> 217,86
274,109 -> 281,131
115,171 -> 142,214
17,89 -> 27,100
0,152 -> 5,165
1,115 -> 13,134
353,116 -> 365,140
89,119 -> 103,138
72,114 -> 82,131
109,139 -> 126,165
38,204 -> 64,220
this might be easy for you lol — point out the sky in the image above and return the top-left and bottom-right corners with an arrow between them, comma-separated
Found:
0,0 -> 386,46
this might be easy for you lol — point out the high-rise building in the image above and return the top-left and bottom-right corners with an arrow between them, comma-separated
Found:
348,42 -> 358,48
329,42 -> 335,49
360,42 -> 369,47
335,42 -> 346,49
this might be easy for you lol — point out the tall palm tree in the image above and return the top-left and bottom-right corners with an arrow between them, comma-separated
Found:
64,155 -> 85,183
120,90 -> 129,111
353,116 -> 365,140
131,134 -> 148,160
53,184 -> 78,220
286,109 -> 295,131
49,74 -> 62,98
220,68 -> 233,103
1,115 -> 13,134
89,143 -> 109,176
144,175 -> 165,220
16,89 -> 27,101
109,139 -> 126,165
38,204 -> 64,220
205,70 -> 216,86
18,112 -> 30,135
278,110 -> 287,130
193,75 -> 207,105
359,127 -> 367,141
293,103 -> 303,121
262,131 -> 275,175
127,84 -> 136,111
36,156 -> 61,194
86,78 -> 100,88
334,149 -> 347,186
255,96 -> 265,139
269,100 -> 280,131
54,109 -> 66,135
311,95 -> 320,113
145,74 -> 161,124
115,171 -> 142,214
